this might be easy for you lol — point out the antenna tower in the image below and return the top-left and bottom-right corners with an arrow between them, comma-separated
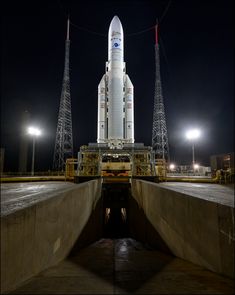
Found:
53,18 -> 73,171
152,23 -> 169,160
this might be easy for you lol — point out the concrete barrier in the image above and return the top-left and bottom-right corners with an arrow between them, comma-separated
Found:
1,179 -> 102,294
131,179 -> 234,278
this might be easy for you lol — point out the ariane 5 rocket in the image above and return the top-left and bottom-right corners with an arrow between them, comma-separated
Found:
97,16 -> 134,148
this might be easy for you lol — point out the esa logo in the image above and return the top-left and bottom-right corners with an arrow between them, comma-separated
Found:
113,42 -> 119,48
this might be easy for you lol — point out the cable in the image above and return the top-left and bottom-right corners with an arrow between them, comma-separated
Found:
126,25 -> 156,37
158,0 -> 172,76
72,25 -> 103,36
57,0 -> 68,19
57,0 -> 172,39
70,21 -> 107,37
159,36 -> 171,76
70,21 -> 155,38
159,0 -> 172,24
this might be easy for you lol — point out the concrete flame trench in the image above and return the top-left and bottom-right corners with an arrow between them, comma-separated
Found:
1,180 -> 234,294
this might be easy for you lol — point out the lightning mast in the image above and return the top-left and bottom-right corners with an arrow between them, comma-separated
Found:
53,18 -> 73,171
152,22 -> 169,161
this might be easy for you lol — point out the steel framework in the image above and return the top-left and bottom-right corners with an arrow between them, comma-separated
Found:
53,19 -> 73,171
152,24 -> 169,161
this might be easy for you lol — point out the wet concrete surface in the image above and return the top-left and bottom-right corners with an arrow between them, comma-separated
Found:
157,182 -> 234,207
10,238 -> 234,294
1,181 -> 233,217
0,181 -> 75,216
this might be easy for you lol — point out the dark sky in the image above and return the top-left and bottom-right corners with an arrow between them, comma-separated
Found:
1,0 -> 234,172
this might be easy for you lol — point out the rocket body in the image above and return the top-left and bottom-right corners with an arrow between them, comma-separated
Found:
97,16 -> 134,148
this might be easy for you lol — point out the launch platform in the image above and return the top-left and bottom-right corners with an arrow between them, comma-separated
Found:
75,143 -> 162,182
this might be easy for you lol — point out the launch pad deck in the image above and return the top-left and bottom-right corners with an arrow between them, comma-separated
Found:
77,142 -> 157,178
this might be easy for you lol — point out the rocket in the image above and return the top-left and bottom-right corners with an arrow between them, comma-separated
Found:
97,16 -> 134,148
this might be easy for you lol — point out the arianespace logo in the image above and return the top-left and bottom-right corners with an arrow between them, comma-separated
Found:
112,37 -> 121,48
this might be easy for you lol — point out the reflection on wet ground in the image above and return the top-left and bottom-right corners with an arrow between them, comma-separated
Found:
158,182 -> 234,207
1,182 -> 76,216
11,238 -> 234,294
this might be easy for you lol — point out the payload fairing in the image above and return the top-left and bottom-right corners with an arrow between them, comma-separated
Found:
97,16 -> 134,148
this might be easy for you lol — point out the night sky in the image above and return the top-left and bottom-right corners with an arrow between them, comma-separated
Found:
1,0 -> 234,172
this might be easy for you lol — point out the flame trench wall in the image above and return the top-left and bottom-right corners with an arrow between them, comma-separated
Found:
131,179 -> 234,279
1,180 -> 102,294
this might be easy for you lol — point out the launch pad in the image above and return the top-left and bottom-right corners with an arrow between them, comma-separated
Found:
76,143 -> 159,182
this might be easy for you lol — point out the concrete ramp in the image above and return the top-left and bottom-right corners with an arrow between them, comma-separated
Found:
131,179 -> 234,278
1,180 -> 102,294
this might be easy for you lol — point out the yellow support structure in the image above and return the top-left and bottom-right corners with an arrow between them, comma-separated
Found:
65,158 -> 78,180
155,158 -> 167,181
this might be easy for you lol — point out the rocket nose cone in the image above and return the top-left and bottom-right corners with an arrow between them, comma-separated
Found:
109,15 -> 123,35
111,15 -> 121,24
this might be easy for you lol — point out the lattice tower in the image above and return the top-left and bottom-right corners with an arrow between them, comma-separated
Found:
53,19 -> 73,171
152,24 -> 169,161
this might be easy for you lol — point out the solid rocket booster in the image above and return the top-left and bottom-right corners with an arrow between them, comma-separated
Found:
97,16 -> 134,146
